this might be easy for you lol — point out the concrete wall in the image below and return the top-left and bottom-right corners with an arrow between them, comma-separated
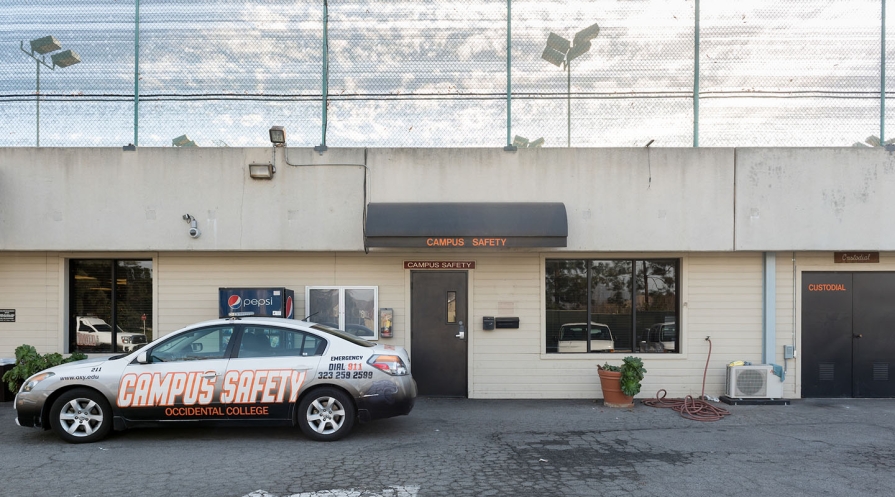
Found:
735,148 -> 895,250
6,146 -> 895,252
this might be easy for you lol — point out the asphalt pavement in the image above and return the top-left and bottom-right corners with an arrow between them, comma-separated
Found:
2,396 -> 895,496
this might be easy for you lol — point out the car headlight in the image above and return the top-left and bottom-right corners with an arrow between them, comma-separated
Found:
367,355 -> 409,376
21,372 -> 55,393
121,336 -> 132,343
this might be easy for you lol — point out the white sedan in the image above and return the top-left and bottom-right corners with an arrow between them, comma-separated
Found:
14,317 -> 417,443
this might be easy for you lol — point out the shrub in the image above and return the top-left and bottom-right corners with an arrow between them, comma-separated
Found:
2,345 -> 87,393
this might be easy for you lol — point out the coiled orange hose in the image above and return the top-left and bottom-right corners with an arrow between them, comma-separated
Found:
641,338 -> 731,421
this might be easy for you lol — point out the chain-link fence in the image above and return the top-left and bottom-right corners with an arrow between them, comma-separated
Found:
1,0 -> 891,148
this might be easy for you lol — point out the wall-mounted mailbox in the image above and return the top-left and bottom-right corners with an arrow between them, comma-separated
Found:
495,317 -> 519,329
483,316 -> 495,330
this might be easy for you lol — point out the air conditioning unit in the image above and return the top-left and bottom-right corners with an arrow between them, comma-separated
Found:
726,365 -> 783,399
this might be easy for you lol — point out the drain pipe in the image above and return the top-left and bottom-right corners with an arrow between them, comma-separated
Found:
762,252 -> 776,364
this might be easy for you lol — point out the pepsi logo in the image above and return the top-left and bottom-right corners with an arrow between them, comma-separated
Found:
285,296 -> 294,319
227,295 -> 242,310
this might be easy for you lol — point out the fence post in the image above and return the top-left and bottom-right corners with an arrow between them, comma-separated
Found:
882,0 -> 886,143
134,0 -> 140,146
505,0 -> 514,150
693,0 -> 700,147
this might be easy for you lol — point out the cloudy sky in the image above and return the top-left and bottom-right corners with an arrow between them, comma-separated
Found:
1,0 -> 891,147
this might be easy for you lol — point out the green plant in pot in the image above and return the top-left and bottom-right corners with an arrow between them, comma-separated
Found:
597,356 -> 647,407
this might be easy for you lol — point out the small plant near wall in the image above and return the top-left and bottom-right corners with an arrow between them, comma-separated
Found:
600,356 -> 647,396
597,356 -> 647,407
2,345 -> 87,393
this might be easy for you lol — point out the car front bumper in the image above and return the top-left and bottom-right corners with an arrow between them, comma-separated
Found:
14,392 -> 44,428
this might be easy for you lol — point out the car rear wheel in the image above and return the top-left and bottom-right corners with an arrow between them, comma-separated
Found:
298,387 -> 355,441
49,388 -> 113,444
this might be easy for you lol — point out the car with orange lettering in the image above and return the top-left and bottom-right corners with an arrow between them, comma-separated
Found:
13,317 -> 416,443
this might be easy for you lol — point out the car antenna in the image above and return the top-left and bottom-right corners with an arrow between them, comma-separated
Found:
303,311 -> 319,321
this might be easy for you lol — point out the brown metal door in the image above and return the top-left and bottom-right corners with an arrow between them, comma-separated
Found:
411,271 -> 468,397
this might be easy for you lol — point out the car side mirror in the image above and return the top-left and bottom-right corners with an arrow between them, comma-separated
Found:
137,352 -> 149,364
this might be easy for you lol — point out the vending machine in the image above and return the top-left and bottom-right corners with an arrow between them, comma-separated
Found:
218,287 -> 295,318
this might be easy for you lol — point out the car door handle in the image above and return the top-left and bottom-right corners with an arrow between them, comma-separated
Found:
202,371 -> 219,378
854,334 -> 863,339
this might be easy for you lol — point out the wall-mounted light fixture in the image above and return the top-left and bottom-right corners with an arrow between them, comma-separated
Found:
248,163 -> 275,179
269,126 -> 286,146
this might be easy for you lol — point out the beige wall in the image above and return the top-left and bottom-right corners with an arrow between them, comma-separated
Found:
10,250 -> 895,400
0,253 -> 61,355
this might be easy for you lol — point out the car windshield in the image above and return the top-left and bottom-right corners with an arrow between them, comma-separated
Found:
93,324 -> 112,332
310,324 -> 375,347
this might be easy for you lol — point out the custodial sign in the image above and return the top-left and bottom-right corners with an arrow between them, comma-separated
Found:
117,369 -> 306,415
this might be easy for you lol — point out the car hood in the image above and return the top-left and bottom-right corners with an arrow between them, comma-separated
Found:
43,356 -> 112,373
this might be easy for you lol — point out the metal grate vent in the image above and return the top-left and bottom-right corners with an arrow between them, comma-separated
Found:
819,363 -> 835,381
734,369 -> 766,396
874,363 -> 889,381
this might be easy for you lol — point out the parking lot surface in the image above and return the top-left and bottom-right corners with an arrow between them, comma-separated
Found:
3,396 -> 895,496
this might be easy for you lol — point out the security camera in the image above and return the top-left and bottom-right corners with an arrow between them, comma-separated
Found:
189,227 -> 201,238
182,214 -> 191,221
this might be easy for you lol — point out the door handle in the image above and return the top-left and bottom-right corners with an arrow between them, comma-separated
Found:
455,320 -> 466,340
202,371 -> 219,378
854,334 -> 863,339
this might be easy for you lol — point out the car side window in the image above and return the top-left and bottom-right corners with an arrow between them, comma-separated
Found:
592,327 -> 611,341
149,326 -> 233,363
239,326 -> 327,358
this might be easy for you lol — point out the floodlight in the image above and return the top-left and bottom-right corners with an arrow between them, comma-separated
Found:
513,135 -> 529,148
529,138 -> 545,148
269,126 -> 286,146
172,134 -> 197,147
574,23 -> 601,44
30,36 -> 62,55
249,163 -> 275,179
51,49 -> 81,68
545,33 -> 570,54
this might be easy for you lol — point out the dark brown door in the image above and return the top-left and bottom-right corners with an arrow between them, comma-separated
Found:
411,271 -> 468,397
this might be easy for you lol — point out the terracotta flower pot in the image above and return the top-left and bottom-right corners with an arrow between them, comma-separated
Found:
598,368 -> 634,408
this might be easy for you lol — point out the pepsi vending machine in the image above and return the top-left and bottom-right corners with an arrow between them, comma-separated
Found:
219,288 -> 295,319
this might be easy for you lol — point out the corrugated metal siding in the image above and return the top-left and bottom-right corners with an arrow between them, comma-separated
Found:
0,253 -> 60,356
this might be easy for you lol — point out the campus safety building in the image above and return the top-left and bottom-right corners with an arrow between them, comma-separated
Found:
2,145 -> 894,400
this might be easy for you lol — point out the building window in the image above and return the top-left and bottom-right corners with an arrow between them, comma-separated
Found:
70,259 -> 153,354
305,286 -> 379,340
546,259 -> 679,354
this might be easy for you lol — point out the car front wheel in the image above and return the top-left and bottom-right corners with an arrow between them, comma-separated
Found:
298,387 -> 356,441
49,388 -> 113,444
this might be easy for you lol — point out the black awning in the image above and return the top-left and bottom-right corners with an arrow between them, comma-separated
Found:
365,202 -> 567,248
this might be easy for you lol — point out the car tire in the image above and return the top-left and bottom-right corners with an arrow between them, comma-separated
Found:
49,388 -> 113,444
297,387 -> 356,442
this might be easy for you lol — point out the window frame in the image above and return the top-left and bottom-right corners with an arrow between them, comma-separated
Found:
305,286 -> 379,340
545,258 -> 680,355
